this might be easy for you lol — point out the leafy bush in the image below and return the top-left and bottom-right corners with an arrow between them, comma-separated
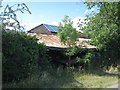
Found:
1,2 -> 52,83
2,30 -> 40,83
38,43 -> 52,73
83,2 -> 120,69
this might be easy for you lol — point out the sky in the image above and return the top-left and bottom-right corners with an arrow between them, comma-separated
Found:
1,1 -> 99,31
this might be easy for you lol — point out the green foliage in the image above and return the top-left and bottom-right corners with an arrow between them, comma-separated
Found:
83,40 -> 96,46
38,43 -> 52,72
57,16 -> 78,47
1,2 -> 52,83
2,30 -> 52,83
57,16 -> 92,66
2,30 -> 40,83
1,2 -> 52,84
83,2 -> 120,68
65,46 -> 80,56
57,16 -> 79,66
75,52 -> 92,63
65,46 -> 92,66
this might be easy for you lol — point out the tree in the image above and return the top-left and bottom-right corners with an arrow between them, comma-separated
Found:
83,1 -> 120,68
57,16 -> 92,67
57,16 -> 78,66
57,16 -> 78,47
0,2 -> 31,31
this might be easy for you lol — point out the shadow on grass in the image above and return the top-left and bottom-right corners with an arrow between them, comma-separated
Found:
41,67 -> 84,88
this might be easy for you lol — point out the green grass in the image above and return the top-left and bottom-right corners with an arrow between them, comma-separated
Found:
74,73 -> 118,88
3,66 -> 119,88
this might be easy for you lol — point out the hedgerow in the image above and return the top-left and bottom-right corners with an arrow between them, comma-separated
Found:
2,30 -> 40,83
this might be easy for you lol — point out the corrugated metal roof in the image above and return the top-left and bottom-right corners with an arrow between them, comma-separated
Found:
35,34 -> 96,49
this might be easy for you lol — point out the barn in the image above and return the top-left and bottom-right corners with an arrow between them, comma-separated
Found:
28,23 -> 94,49
28,24 -> 89,38
28,24 -> 96,66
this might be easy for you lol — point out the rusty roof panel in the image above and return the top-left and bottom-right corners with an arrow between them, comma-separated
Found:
35,34 -> 96,49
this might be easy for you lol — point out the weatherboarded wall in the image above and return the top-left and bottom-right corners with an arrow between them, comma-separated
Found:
28,25 -> 52,35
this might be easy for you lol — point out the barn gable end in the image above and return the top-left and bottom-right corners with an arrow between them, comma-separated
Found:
28,24 -> 52,35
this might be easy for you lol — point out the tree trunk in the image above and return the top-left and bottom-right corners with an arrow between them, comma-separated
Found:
68,55 -> 71,67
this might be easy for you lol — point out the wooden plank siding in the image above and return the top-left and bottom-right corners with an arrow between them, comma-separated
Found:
28,24 -> 52,35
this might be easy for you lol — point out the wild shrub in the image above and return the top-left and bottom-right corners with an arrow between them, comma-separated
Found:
2,30 -> 40,83
1,2 -> 52,83
38,43 -> 53,73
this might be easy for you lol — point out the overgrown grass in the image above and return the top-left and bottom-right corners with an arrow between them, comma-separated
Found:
74,73 -> 118,88
3,66 -> 119,88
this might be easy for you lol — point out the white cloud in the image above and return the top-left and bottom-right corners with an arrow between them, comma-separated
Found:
71,17 -> 87,32
22,22 -> 59,31
21,22 -> 41,31
49,17 -> 87,32
84,8 -> 95,15
91,8 -> 94,11
84,10 -> 89,14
